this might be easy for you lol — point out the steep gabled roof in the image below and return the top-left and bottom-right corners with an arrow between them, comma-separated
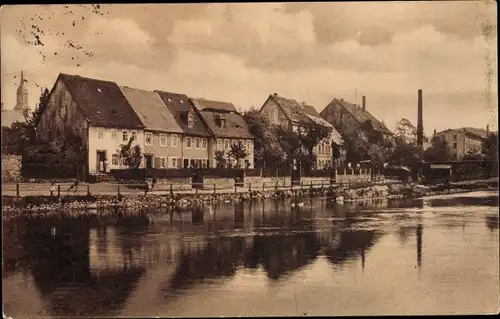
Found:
155,90 -> 211,137
58,73 -> 144,129
191,98 -> 238,113
199,110 -> 254,139
305,114 -> 344,145
268,94 -> 311,124
328,98 -> 392,135
119,86 -> 183,133
301,103 -> 321,117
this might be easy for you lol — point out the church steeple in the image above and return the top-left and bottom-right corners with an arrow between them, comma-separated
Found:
14,70 -> 30,116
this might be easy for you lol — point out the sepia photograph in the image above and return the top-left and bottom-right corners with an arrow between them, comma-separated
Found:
1,1 -> 499,317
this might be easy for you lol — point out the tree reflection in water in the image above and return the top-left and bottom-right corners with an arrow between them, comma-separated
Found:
4,194 -> 467,317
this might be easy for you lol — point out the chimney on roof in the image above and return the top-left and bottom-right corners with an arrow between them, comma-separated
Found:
486,124 -> 490,135
273,93 -> 278,96
417,89 -> 424,152
433,128 -> 436,135
361,96 -> 366,111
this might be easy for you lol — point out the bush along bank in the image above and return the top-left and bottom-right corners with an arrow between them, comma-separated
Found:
2,180 -> 498,218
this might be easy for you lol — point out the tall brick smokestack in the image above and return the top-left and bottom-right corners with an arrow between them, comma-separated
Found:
362,96 -> 366,111
417,89 -> 423,150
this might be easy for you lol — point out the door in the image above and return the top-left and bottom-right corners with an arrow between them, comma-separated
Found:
96,151 -> 106,173
145,155 -> 153,169
184,158 -> 190,168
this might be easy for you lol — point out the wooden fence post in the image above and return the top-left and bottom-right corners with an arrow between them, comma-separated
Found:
275,181 -> 278,191
87,185 -> 91,196
262,182 -> 265,192
234,184 -> 237,194
57,185 -> 60,197
248,183 -> 252,193
16,183 -> 20,198
170,184 -> 174,196
321,180 -> 324,191
195,186 -> 198,195
213,184 -> 216,196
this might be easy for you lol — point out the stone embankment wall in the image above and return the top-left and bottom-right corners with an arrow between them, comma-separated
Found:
2,155 -> 22,183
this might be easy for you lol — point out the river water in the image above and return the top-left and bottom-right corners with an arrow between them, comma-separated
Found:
3,191 -> 499,317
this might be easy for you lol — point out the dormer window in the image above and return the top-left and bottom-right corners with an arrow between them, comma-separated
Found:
187,113 -> 194,128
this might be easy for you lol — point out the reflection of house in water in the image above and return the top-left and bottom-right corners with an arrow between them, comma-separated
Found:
323,230 -> 381,267
15,219 -> 146,318
249,234 -> 321,280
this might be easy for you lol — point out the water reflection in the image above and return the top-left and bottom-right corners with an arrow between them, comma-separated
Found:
3,192 -> 499,317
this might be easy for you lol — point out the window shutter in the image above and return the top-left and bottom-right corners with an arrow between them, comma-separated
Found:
154,157 -> 161,168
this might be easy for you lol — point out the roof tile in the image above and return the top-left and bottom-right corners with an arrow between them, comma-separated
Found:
155,90 -> 211,137
119,86 -> 183,133
60,73 -> 144,129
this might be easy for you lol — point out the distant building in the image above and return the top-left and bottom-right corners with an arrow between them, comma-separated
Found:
435,127 -> 490,159
1,71 -> 31,127
190,97 -> 255,168
319,97 -> 392,140
259,93 -> 344,169
36,73 -> 145,176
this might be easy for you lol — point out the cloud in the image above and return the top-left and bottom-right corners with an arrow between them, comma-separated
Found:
1,3 -> 497,136
283,1 -> 497,45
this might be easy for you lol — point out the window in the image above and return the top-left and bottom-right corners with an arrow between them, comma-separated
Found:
145,133 -> 153,146
186,137 -> 192,148
122,131 -> 128,142
160,157 -> 166,168
111,130 -> 117,140
97,130 -> 104,140
112,154 -> 119,166
232,140 -> 237,146
453,135 -> 457,141
224,139 -> 229,149
453,142 -> 457,149
171,158 -> 177,168
188,114 -> 194,128
160,134 -> 167,147
202,138 -> 207,149
132,131 -> 137,141
246,140 -> 251,150
221,119 -> 227,128
171,134 -> 178,147
217,139 -> 222,150
195,137 -> 200,149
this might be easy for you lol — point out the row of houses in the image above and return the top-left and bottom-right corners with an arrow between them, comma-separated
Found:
34,73 -> 394,176
35,74 -> 255,174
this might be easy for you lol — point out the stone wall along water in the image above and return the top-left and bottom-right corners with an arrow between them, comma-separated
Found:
2,155 -> 22,183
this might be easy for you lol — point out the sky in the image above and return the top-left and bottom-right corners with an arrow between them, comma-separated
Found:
1,2 -> 498,136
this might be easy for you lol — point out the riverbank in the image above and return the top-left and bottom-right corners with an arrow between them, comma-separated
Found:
2,178 -> 498,219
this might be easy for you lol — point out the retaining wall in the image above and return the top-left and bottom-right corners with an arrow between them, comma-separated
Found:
2,155 -> 22,183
